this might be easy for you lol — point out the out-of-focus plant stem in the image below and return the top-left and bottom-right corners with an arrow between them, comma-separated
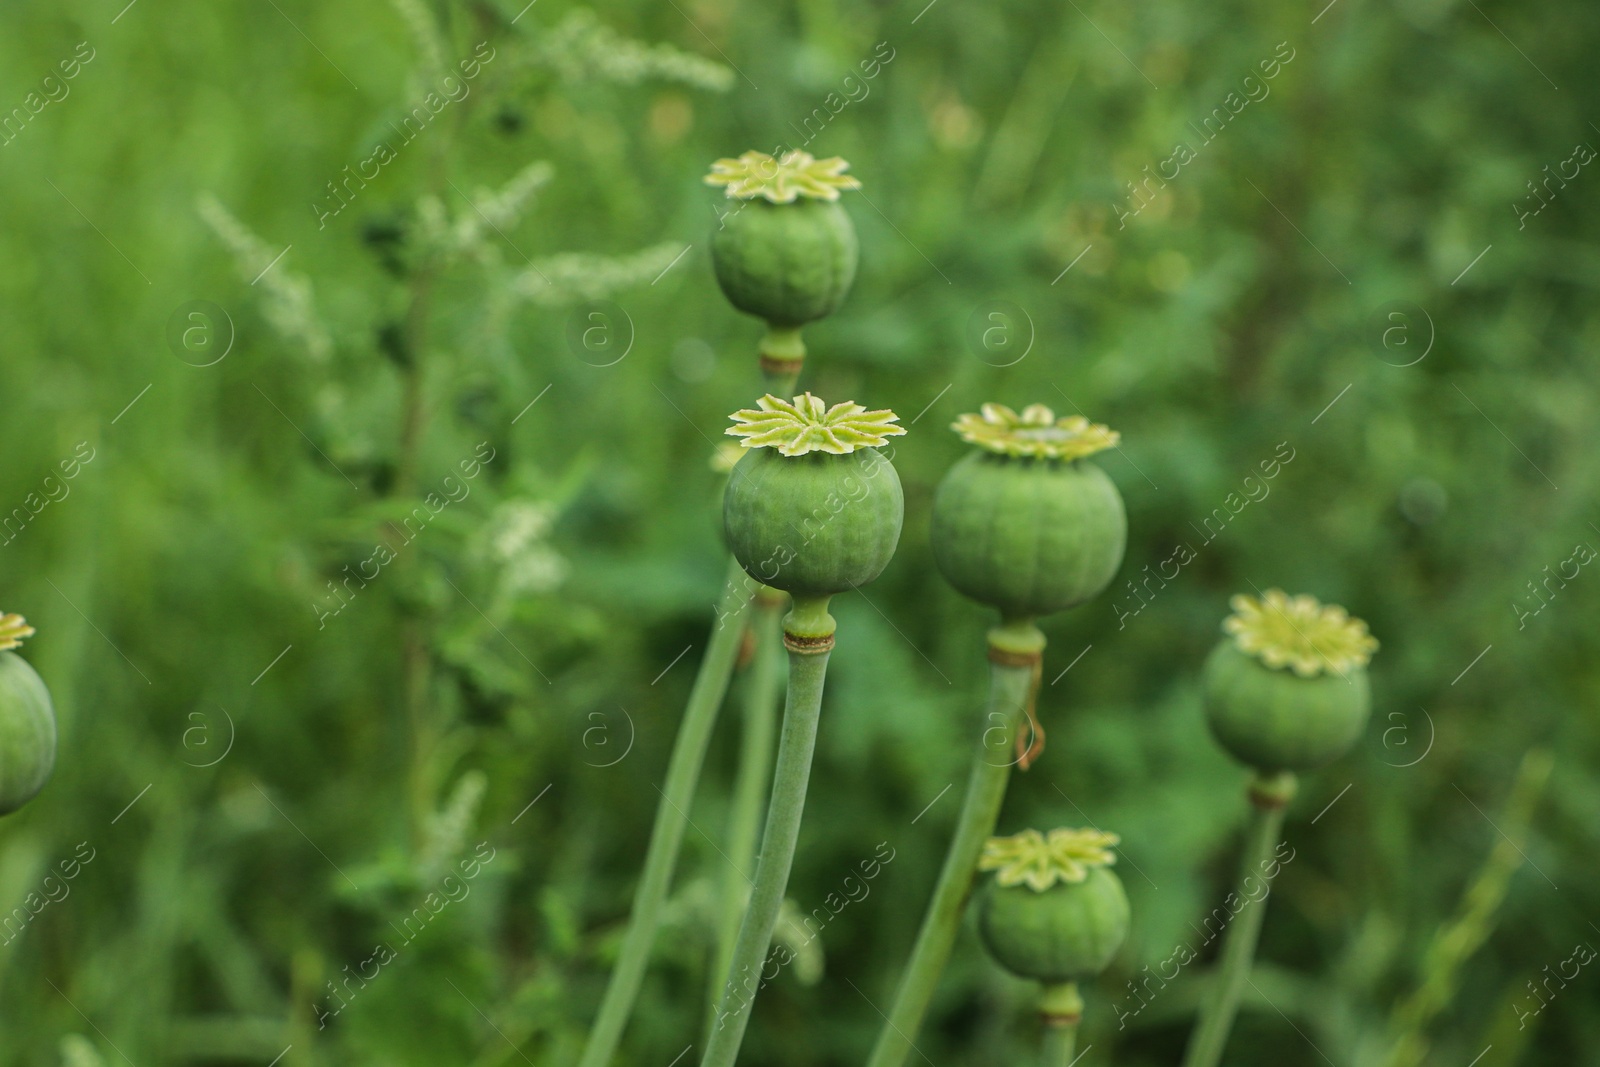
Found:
1379,748 -> 1554,1067
1040,1024 -> 1076,1066
395,269 -> 436,498
1038,981 -> 1082,1067
393,62 -> 457,849
581,349 -> 799,1065
865,618 -> 1043,1067
578,558 -> 755,1067
397,255 -> 439,852
1181,770 -> 1297,1067
700,595 -> 834,1067
706,586 -> 786,1040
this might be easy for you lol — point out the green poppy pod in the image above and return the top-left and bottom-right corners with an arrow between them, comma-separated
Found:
709,442 -> 746,547
931,404 -> 1126,619
722,394 -> 906,599
705,151 -> 860,331
976,828 -> 1130,984
1202,590 -> 1379,773
0,615 -> 55,815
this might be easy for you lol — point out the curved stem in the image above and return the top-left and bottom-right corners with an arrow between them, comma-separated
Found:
577,557 -> 755,1067
1180,770 -> 1297,1067
865,625 -> 1043,1067
700,597 -> 834,1067
706,589 -> 786,1040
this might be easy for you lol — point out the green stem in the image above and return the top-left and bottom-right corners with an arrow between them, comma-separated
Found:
1040,1023 -> 1077,1067
706,589 -> 787,1040
394,265 -> 435,498
1379,749 -> 1552,1067
1180,770 -> 1298,1067
759,324 -> 806,380
761,359 -> 799,401
582,343 -> 796,1066
700,596 -> 834,1067
402,622 -> 432,853
577,557 -> 755,1067
1039,982 -> 1082,1067
865,624 -> 1043,1067
396,259 -> 437,853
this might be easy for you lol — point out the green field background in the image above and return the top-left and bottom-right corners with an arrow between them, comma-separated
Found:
0,0 -> 1596,1063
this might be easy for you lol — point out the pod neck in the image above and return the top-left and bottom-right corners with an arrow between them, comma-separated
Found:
759,324 -> 805,386
987,616 -> 1046,665
1038,981 -> 1083,1027
1248,769 -> 1299,810
784,594 -> 836,654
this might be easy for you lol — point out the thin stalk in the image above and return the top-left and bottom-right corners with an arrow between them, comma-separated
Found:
394,265 -> 436,498
1180,770 -> 1298,1067
706,588 -> 787,1040
1040,1023 -> 1077,1066
402,622 -> 433,851
1378,749 -> 1552,1067
865,620 -> 1045,1067
393,66 -> 483,849
581,350 -> 798,1066
578,558 -> 756,1067
396,261 -> 437,852
391,77 -> 458,848
1039,981 -> 1082,1067
701,352 -> 794,1033
758,326 -> 804,391
700,596 -> 835,1067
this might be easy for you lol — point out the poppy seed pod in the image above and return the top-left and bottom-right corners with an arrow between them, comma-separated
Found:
976,828 -> 1130,984
0,614 -> 54,815
706,151 -> 860,336
722,394 -> 906,599
1203,590 -> 1379,773
932,404 -> 1127,620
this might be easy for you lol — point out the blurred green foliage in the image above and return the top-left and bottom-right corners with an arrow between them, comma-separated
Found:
0,0 -> 1595,1063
